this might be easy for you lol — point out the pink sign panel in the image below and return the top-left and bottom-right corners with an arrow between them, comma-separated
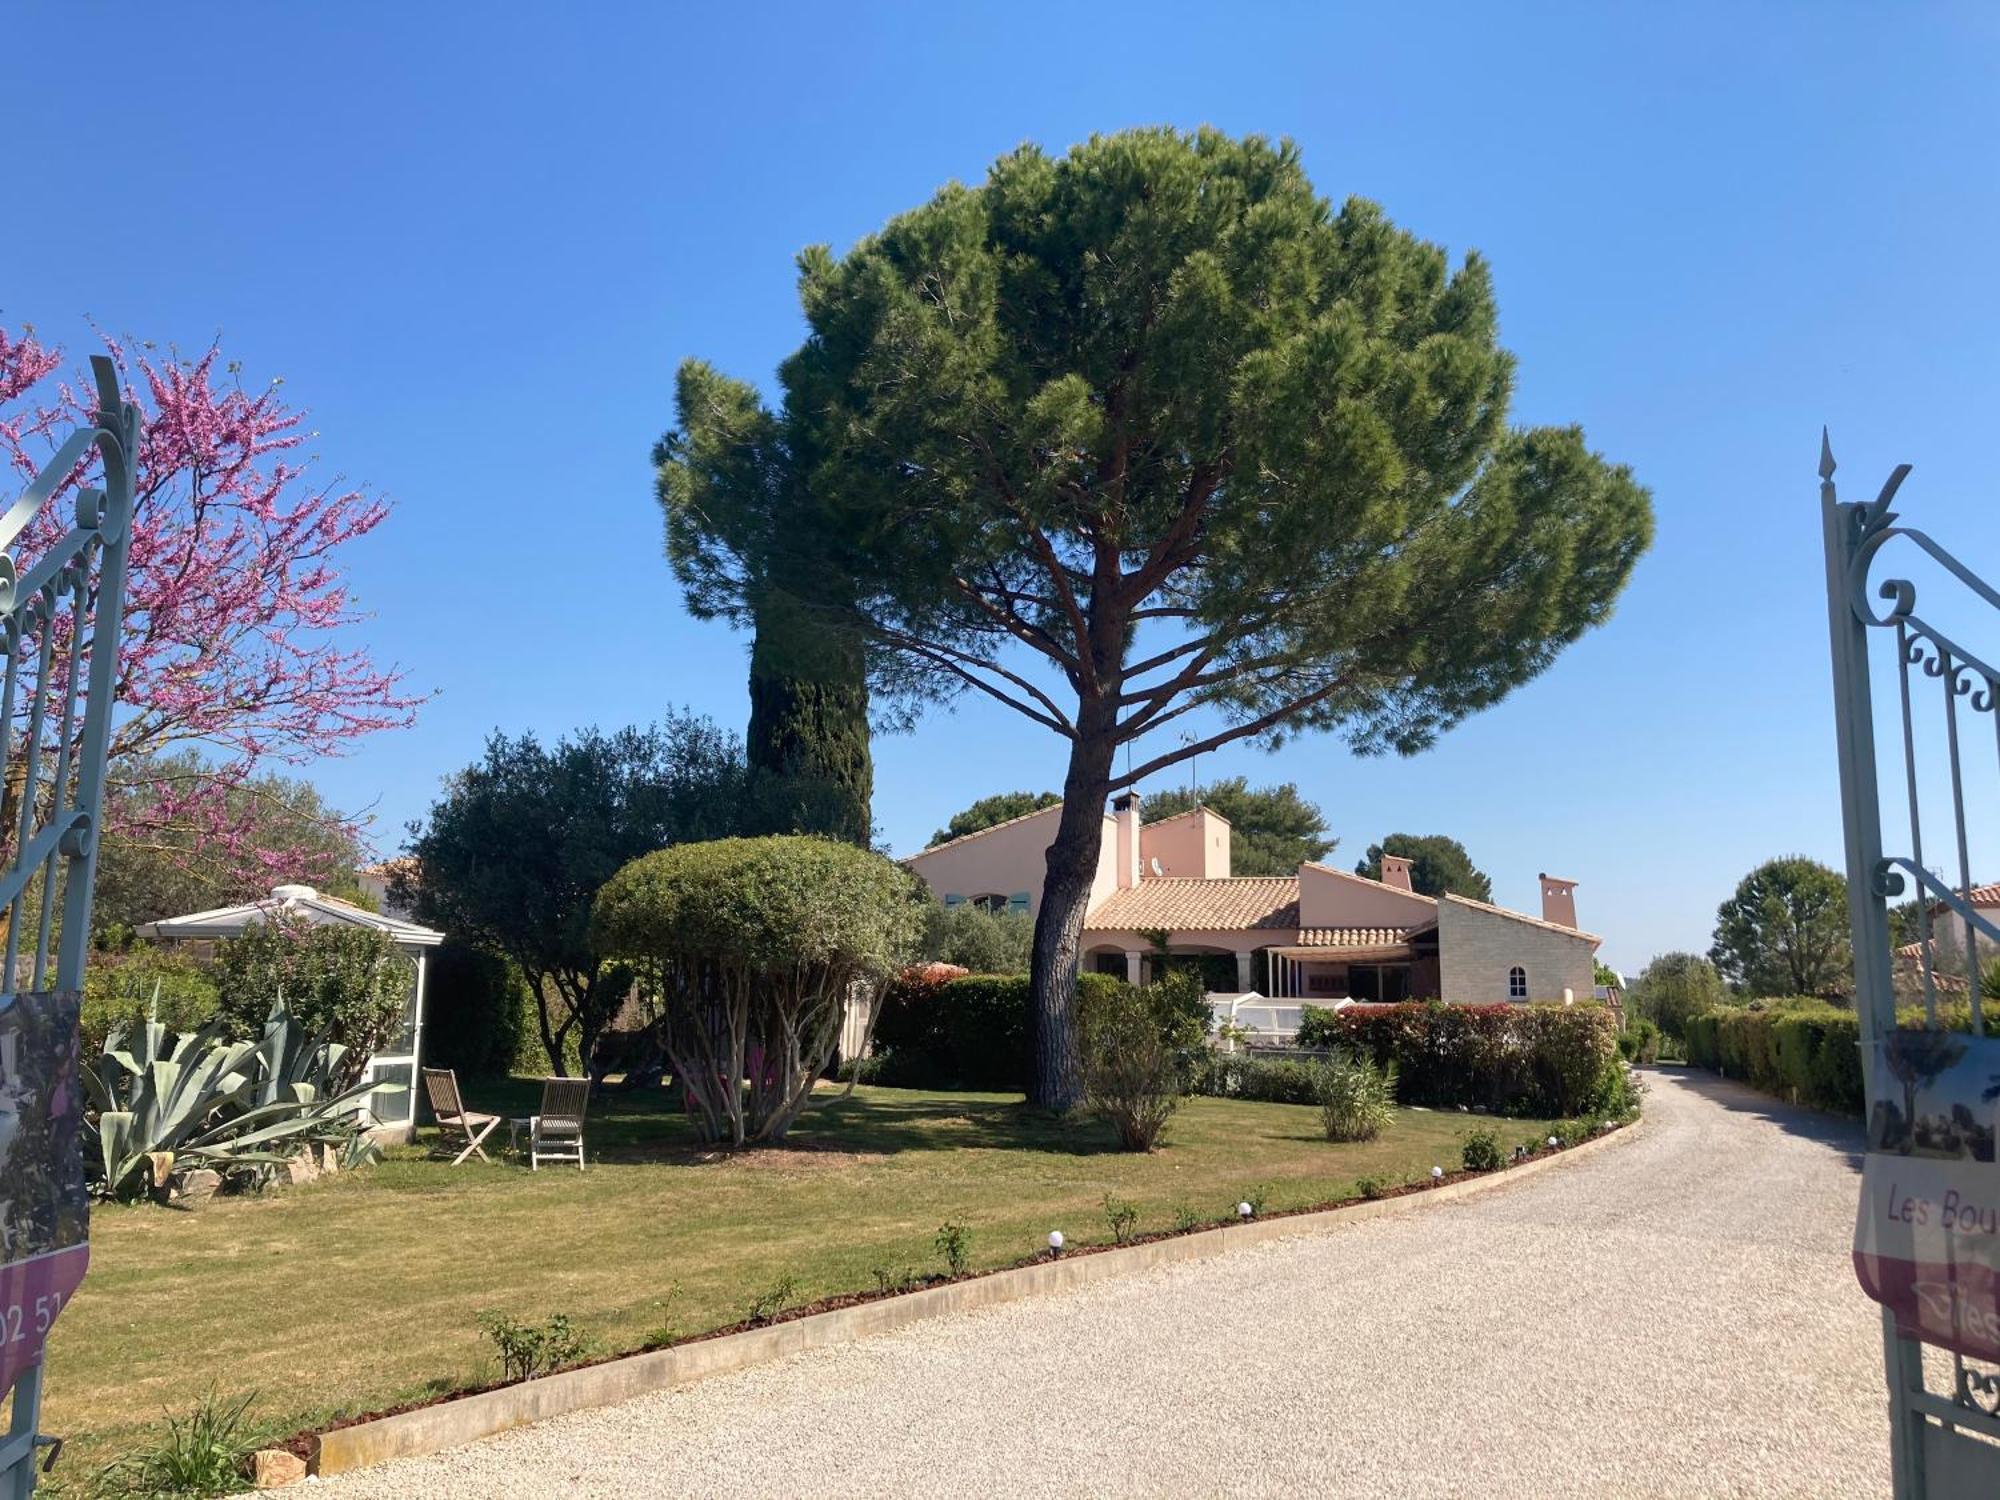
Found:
1852,1030 -> 2000,1362
0,993 -> 90,1399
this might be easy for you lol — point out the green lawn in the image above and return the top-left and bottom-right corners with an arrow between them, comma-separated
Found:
50,1081 -> 1556,1483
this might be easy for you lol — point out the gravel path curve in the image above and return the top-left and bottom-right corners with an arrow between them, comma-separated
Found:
312,1070 -> 1889,1498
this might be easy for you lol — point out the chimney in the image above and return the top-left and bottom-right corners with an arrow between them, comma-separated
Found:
1539,873 -> 1578,929
1379,854 -> 1414,892
1114,793 -> 1143,890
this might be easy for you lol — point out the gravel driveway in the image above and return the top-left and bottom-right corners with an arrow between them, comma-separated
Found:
313,1069 -> 1889,1498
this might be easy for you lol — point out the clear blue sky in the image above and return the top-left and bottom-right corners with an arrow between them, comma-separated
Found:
9,3 -> 1998,975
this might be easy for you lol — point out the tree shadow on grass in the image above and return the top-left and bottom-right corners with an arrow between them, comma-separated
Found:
422,1077 -> 1129,1166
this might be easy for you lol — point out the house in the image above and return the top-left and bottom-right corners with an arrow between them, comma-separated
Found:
1892,881 -> 2000,994
135,883 -> 444,1141
905,794 -> 1601,1006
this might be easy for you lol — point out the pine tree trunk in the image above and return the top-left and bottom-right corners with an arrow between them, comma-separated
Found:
1027,732 -> 1117,1112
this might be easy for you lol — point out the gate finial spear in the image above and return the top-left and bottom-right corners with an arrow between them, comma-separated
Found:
1819,427 -> 1836,481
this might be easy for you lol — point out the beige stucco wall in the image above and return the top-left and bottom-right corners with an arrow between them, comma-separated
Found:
905,804 -> 1121,918
1434,898 -> 1596,1005
1140,809 -> 1231,879
1296,864 -> 1438,930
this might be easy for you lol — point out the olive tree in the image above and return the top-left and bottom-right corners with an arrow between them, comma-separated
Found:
592,836 -> 920,1145
660,128 -> 1653,1108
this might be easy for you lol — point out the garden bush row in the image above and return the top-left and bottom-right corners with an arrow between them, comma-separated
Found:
1280,1000 -> 1625,1118
868,970 -> 1134,1091
1681,997 -> 1999,1115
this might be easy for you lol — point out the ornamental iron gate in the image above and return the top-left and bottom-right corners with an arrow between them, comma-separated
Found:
0,358 -> 138,1496
1821,434 -> 2000,1495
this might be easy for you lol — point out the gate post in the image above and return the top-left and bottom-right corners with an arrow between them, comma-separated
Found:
1818,433 -> 1926,1497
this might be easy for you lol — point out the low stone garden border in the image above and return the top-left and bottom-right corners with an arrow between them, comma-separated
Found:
281,1115 -> 1643,1483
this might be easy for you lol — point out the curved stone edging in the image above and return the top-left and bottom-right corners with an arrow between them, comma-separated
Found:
310,1116 -> 1642,1478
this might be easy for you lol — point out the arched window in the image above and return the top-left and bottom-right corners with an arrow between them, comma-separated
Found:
1507,965 -> 1528,1000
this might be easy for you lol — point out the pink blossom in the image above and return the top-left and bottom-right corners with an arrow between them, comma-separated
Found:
0,326 -> 426,892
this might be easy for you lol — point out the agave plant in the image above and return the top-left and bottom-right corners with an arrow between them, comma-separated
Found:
82,992 -> 399,1201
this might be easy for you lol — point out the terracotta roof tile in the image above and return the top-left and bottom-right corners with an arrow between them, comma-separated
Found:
1086,877 -> 1299,933
1296,926 -> 1426,949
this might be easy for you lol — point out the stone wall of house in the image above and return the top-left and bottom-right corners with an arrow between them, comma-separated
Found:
1436,898 -> 1596,1005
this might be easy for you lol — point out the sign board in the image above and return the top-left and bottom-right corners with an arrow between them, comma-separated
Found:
0,993 -> 89,1402
1853,1027 -> 2000,1363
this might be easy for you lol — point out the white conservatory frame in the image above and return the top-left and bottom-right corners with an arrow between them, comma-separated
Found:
135,883 -> 444,1140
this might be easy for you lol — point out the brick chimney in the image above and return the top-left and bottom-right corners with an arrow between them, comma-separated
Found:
1379,854 -> 1414,892
1114,793 -> 1143,890
1539,873 -> 1578,929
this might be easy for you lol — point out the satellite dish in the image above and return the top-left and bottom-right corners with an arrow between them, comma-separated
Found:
1149,857 -> 1164,876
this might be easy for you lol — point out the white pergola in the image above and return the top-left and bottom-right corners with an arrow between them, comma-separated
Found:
136,883 -> 444,1138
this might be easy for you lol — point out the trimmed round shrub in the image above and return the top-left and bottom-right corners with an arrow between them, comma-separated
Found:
1461,1125 -> 1504,1172
592,836 -> 921,1144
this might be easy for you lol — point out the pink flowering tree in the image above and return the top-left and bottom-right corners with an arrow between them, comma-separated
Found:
0,324 -> 424,915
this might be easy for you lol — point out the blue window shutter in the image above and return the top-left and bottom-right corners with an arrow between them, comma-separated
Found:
1008,892 -> 1031,914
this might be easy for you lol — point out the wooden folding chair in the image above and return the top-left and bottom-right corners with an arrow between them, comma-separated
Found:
528,1076 -> 589,1171
421,1067 -> 500,1165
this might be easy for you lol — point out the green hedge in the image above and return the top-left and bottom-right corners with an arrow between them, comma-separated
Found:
421,940 -> 532,1079
870,971 -> 1129,1091
1685,1003 -> 1863,1112
1188,1053 -> 1323,1104
1682,998 -> 1999,1116
1293,1000 -> 1625,1118
1619,1018 -> 1660,1064
82,945 -> 219,1055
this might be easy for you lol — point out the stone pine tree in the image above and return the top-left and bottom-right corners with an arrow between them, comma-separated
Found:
663,129 -> 1654,1109
1354,833 -> 1493,901
930,790 -> 1062,846
654,371 -> 873,845
1144,778 -> 1334,875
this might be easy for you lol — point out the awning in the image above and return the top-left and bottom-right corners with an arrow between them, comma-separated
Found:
136,883 -> 444,950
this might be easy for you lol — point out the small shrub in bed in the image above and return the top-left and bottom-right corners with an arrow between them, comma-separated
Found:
744,1275 -> 800,1327
1315,1050 -> 1396,1142
1102,1194 -> 1140,1244
1081,979 -> 1187,1151
1460,1125 -> 1504,1172
934,1219 -> 972,1278
480,1311 -> 588,1382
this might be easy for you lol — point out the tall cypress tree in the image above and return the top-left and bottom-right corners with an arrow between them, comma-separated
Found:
654,369 -> 873,845
744,584 -> 873,844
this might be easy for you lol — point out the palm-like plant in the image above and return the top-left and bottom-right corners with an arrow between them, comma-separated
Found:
82,992 -> 397,1200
